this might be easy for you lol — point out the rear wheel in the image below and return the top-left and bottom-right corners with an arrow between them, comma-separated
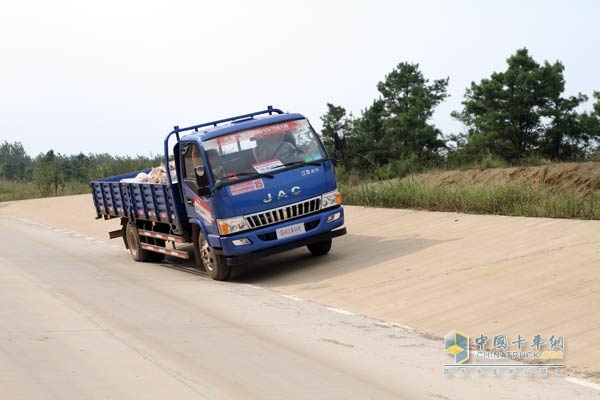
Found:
125,223 -> 151,262
307,239 -> 332,256
198,232 -> 230,281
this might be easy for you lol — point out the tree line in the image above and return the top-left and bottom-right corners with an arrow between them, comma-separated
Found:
2,47 -> 599,198
321,48 -> 600,179
0,142 -> 162,196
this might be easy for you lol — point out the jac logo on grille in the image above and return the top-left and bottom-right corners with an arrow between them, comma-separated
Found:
263,186 -> 301,203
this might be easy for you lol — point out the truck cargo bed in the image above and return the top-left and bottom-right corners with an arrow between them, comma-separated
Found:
91,170 -> 183,229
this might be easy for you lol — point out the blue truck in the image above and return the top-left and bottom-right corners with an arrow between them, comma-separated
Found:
91,106 -> 346,280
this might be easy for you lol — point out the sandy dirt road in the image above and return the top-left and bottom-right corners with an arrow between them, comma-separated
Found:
1,195 -> 599,397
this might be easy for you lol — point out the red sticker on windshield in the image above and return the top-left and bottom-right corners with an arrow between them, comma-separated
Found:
214,121 -> 301,147
251,121 -> 300,139
229,179 -> 265,196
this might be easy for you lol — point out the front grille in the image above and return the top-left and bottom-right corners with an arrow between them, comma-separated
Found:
245,196 -> 322,229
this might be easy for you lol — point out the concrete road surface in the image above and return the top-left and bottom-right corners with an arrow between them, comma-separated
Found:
1,215 -> 598,399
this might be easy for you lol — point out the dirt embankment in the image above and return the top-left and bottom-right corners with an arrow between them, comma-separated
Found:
414,162 -> 600,195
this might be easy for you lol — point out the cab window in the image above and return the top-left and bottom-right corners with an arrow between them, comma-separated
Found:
182,142 -> 203,179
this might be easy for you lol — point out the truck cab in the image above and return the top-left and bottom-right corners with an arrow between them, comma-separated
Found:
174,108 -> 346,279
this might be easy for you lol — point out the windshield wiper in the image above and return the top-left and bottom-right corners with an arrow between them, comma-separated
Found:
227,171 -> 274,179
280,159 -> 328,169
214,171 -> 274,191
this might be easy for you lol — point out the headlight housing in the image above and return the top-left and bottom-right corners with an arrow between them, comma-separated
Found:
217,216 -> 250,235
322,189 -> 342,209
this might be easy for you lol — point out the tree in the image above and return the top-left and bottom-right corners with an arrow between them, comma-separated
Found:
349,63 -> 448,176
541,93 -> 591,160
577,91 -> 600,158
320,103 -> 351,165
319,63 -> 449,177
64,153 -> 93,183
452,48 -> 590,161
351,99 -> 387,168
0,141 -> 33,181
33,150 -> 65,196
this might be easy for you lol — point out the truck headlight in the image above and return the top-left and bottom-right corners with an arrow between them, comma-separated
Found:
217,216 -> 249,235
322,189 -> 342,209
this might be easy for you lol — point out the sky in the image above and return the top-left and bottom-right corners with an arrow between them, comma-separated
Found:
1,0 -> 599,157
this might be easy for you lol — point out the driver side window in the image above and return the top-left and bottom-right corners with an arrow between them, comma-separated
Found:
183,143 -> 203,180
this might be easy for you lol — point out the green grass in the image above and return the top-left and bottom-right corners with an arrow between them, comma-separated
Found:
3,176 -> 599,220
0,180 -> 90,202
340,178 -> 600,220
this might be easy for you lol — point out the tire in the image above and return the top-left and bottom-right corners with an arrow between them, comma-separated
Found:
125,223 -> 151,262
198,232 -> 230,281
307,239 -> 332,256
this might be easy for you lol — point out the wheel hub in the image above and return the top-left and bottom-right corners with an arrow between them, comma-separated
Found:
200,237 -> 215,272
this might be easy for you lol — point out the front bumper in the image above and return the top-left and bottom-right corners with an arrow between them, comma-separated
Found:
212,206 -> 346,265
222,226 -> 346,266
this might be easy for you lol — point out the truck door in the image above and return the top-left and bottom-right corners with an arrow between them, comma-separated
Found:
181,142 -> 213,225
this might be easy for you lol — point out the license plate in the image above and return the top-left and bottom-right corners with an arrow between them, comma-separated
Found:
276,223 -> 306,239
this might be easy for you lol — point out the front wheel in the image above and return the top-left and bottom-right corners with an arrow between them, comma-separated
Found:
307,239 -> 332,256
199,232 -> 230,281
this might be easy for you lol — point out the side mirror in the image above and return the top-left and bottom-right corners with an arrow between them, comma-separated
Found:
194,166 -> 211,197
334,129 -> 346,150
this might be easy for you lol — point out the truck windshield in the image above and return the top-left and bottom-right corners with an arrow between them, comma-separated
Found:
203,119 -> 327,183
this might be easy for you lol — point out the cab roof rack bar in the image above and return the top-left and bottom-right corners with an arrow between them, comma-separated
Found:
171,105 -> 284,134
163,105 -> 283,185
